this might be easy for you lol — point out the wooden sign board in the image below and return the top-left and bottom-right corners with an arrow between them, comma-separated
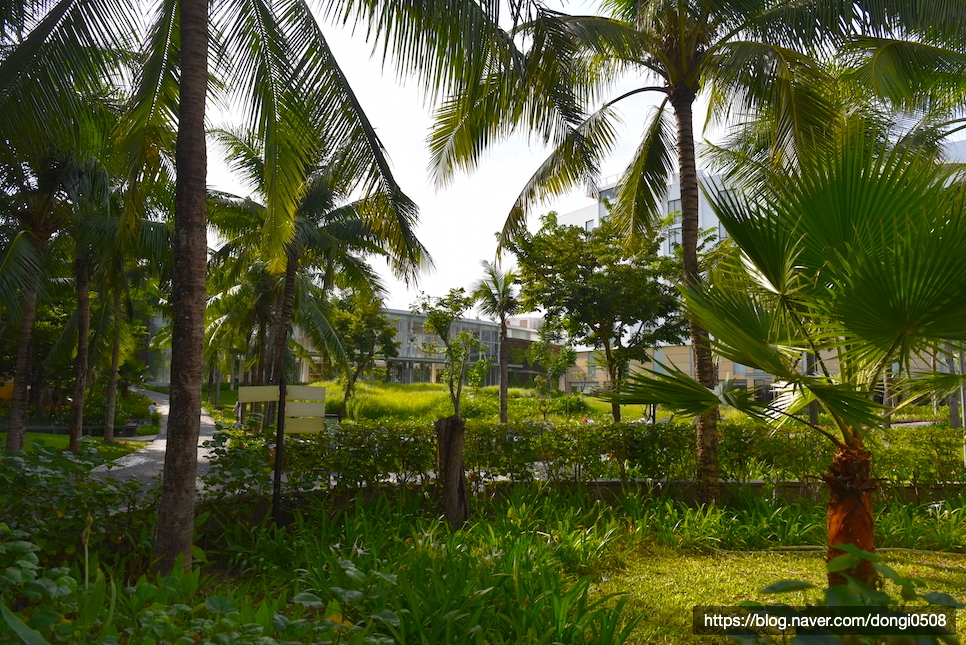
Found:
236,385 -> 326,433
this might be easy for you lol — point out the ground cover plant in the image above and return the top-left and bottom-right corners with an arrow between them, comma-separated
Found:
4,482 -> 965,644
0,433 -> 142,460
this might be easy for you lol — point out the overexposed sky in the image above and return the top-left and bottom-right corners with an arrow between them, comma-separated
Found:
207,1 -> 679,313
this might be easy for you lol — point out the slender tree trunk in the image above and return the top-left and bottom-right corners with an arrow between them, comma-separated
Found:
269,249 -> 298,385
931,352 -> 939,415
825,438 -> 876,586
882,368 -> 891,429
670,88 -> 719,504
947,345 -> 961,429
104,290 -> 123,443
213,367 -> 221,407
6,285 -> 39,453
435,415 -> 468,530
499,320 -> 508,424
156,0 -> 208,575
68,253 -> 91,453
806,352 -> 819,425
603,343 -> 621,422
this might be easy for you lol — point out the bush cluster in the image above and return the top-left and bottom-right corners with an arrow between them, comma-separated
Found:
203,418 -> 966,500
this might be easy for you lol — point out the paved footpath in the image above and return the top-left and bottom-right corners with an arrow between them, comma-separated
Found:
92,389 -> 217,490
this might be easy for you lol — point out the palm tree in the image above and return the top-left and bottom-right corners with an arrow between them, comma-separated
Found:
425,0 -> 966,502
471,260 -> 518,423
611,128 -> 966,586
210,124 -> 427,388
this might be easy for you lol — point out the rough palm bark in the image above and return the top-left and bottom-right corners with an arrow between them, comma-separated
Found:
269,248 -> 298,385
670,87 -> 719,504
155,0 -> 208,575
5,284 -> 39,453
825,439 -> 876,586
103,291 -> 122,443
68,252 -> 91,452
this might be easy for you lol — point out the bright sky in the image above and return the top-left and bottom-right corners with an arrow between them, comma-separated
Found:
207,2 -> 678,314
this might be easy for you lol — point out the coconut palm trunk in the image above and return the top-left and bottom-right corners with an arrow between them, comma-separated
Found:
269,248 -> 298,385
68,252 -> 91,452
6,284 -> 39,453
156,0 -> 208,575
825,437 -> 876,586
670,87 -> 720,504
103,290 -> 122,443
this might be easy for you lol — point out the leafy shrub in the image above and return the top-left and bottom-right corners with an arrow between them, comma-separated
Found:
730,546 -> 965,644
0,439 -> 157,572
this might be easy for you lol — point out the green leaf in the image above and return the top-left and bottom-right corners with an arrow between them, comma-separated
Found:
204,596 -> 237,614
191,545 -> 208,564
760,580 -> 815,593
78,569 -> 106,627
826,554 -> 857,573
292,592 -> 324,608
371,609 -> 400,626
1,603 -> 52,645
922,592 -> 966,608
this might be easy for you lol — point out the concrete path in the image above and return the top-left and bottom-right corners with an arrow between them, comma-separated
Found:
93,388 -> 217,490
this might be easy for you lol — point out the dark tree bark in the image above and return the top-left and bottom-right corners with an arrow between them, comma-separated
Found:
602,342 -> 621,422
670,87 -> 719,504
103,291 -> 123,443
269,248 -> 298,385
825,439 -> 876,587
6,285 -> 38,453
498,318 -> 508,424
156,0 -> 208,575
435,415 -> 468,531
68,253 -> 90,453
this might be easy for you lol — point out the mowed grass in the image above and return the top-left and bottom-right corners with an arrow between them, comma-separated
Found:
0,432 -> 145,460
600,546 -> 966,644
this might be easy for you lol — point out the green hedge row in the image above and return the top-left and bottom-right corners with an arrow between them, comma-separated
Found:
202,419 -> 966,500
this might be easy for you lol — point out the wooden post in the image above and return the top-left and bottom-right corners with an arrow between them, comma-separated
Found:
272,378 -> 286,524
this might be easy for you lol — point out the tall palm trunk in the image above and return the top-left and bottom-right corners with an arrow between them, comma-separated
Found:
5,284 -> 39,453
269,249 -> 298,385
498,319 -> 508,423
103,290 -> 122,443
825,437 -> 875,586
68,253 -> 91,452
156,0 -> 208,575
670,87 -> 719,503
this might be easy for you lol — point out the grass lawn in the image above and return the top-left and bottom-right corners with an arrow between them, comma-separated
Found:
0,432 -> 145,460
601,546 -> 966,643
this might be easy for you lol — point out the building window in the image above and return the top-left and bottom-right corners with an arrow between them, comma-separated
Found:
587,356 -> 597,377
734,362 -> 747,375
585,219 -> 595,232
666,228 -> 681,254
667,199 -> 682,226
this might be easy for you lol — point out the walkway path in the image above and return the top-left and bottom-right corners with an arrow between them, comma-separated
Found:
93,389 -> 217,489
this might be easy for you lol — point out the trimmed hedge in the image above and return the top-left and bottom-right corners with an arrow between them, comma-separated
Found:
202,419 -> 966,500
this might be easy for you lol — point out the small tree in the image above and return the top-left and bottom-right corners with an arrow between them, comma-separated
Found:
471,261 -> 519,423
527,338 -> 576,420
412,288 -> 478,530
328,292 -> 400,407
507,214 -> 685,421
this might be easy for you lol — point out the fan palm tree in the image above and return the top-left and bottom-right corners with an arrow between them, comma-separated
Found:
472,260 -> 518,423
610,128 -> 966,586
